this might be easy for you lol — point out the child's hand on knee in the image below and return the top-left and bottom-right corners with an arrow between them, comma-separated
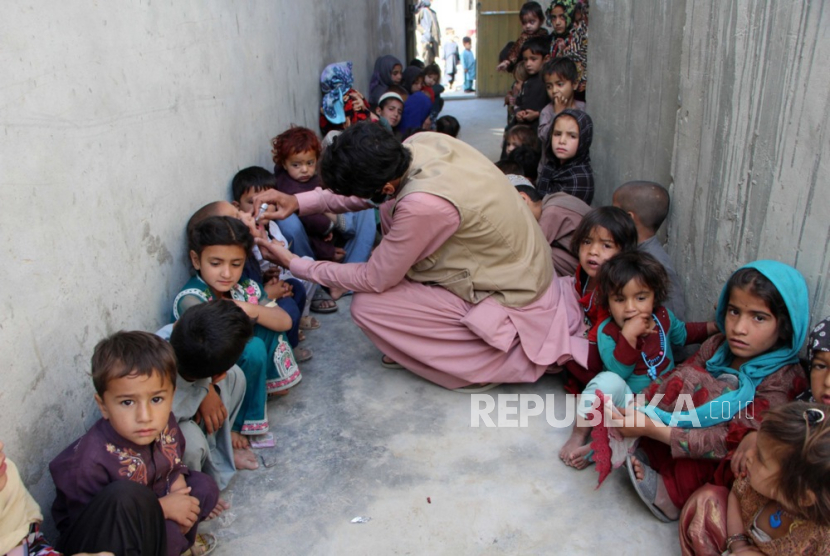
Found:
159,486 -> 201,532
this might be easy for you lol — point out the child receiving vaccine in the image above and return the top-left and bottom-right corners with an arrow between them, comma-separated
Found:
560,251 -> 716,470
679,401 -> 830,555
536,108 -> 594,203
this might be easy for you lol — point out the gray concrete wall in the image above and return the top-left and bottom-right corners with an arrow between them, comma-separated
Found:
587,0 -> 687,206
589,0 -> 830,322
0,0 -> 404,513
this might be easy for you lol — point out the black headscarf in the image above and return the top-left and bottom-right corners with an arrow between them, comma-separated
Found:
536,108 -> 594,204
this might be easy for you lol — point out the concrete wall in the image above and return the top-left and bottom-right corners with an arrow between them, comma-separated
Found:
589,0 -> 830,322
0,0 -> 404,515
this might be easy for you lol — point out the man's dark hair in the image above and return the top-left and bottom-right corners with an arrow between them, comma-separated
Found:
170,300 -> 254,380
320,122 -> 412,199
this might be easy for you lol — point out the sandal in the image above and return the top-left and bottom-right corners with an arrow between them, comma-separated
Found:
182,532 -> 216,556
380,355 -> 404,369
626,449 -> 673,523
453,382 -> 502,394
294,346 -> 313,363
310,289 -> 338,313
299,315 -> 321,330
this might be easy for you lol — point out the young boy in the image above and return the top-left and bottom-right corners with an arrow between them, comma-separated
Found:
513,37 -> 550,132
537,57 -> 585,175
160,300 -> 260,492
50,331 -> 219,556
515,183 -> 591,277
461,36 -> 476,92
612,181 -> 686,320
442,28 -> 459,89
374,91 -> 405,131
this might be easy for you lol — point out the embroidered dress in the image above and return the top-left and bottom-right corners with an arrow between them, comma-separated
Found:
173,274 -> 301,434
50,415 -> 218,556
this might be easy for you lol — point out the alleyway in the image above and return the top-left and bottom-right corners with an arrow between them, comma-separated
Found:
203,98 -> 681,555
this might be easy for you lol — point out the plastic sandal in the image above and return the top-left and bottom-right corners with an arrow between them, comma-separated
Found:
310,290 -> 338,313
182,532 -> 216,556
380,355 -> 405,369
626,449 -> 673,523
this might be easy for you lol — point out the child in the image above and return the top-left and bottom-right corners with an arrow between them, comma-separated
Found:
319,61 -> 375,136
547,0 -> 589,98
505,62 -> 528,124
50,331 -> 219,556
495,2 -> 549,73
461,37 -> 476,92
435,115 -> 460,137
559,251 -> 716,470
503,124 -> 539,157
174,216 -> 300,441
536,108 -> 594,203
802,317 -> 830,404
507,145 -> 541,184
515,183 -> 591,276
374,91 -> 405,132
164,300 -> 260,490
423,63 -> 445,122
272,126 -> 375,272
537,57 -> 585,175
621,261 -> 809,521
613,180 -> 686,320
442,28 -> 460,89
679,401 -> 830,555
512,37 -> 550,132
558,207 -> 638,401
369,55 -> 403,107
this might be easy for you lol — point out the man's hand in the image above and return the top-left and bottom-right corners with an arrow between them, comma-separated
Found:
255,237 -> 297,268
195,385 -> 227,435
251,189 -> 300,221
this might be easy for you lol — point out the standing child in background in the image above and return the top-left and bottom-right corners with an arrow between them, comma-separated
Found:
174,216 -> 300,442
496,2 -> 549,73
613,181 -> 686,320
547,0 -> 589,98
369,55 -> 404,107
801,317 -> 830,404
536,108 -> 594,203
515,183 -> 590,276
560,207 -> 638,391
537,56 -> 584,175
423,63 -> 445,124
679,402 -> 830,555
559,251 -> 716,470
512,37 -> 550,132
461,37 -> 476,93
50,332 -> 220,556
163,300 -> 260,491
442,28 -> 460,89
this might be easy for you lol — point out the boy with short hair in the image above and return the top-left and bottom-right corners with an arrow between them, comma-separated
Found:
461,37 -> 476,92
612,181 -> 686,320
515,184 -> 591,276
538,57 -> 585,175
161,300 -> 260,491
512,37 -> 550,132
50,331 -> 219,556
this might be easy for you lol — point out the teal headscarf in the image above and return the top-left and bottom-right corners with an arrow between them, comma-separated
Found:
639,260 -> 809,428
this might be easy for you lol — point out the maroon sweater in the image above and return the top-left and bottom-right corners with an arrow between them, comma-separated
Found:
273,166 -> 336,260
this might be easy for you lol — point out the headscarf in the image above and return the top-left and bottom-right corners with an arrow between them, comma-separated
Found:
809,317 -> 830,361
369,55 -> 403,107
0,459 -> 43,554
398,91 -> 433,134
641,260 -> 810,428
535,108 -> 594,204
320,62 -> 354,126
401,66 -> 423,95
546,0 -> 579,35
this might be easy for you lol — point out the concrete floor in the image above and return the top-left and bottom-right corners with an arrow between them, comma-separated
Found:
203,98 -> 681,555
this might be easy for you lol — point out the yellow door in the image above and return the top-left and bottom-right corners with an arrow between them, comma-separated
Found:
477,0 -> 525,97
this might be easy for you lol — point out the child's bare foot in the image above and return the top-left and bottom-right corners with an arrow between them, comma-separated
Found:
206,498 -> 231,521
630,454 -> 679,521
231,431 -> 250,450
559,426 -> 593,469
298,330 -> 307,342
233,447 -> 260,470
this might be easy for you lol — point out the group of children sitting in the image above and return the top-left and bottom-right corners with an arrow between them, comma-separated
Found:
2,4 -> 829,555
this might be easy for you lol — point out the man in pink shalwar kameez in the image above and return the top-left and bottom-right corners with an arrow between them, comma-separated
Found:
254,123 -> 587,390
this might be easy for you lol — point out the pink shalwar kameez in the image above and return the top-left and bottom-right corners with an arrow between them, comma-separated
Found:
289,188 -> 587,389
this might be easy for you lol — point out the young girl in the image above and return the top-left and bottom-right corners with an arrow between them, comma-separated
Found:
319,61 -> 375,136
495,2 -> 549,73
502,124 -> 539,157
560,251 -> 716,471
799,317 -> 830,404
399,68 -> 434,137
547,0 -> 589,97
679,401 -> 830,555
536,108 -> 594,203
616,261 -> 809,522
173,216 -> 300,446
368,55 -> 403,107
537,57 -> 585,175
